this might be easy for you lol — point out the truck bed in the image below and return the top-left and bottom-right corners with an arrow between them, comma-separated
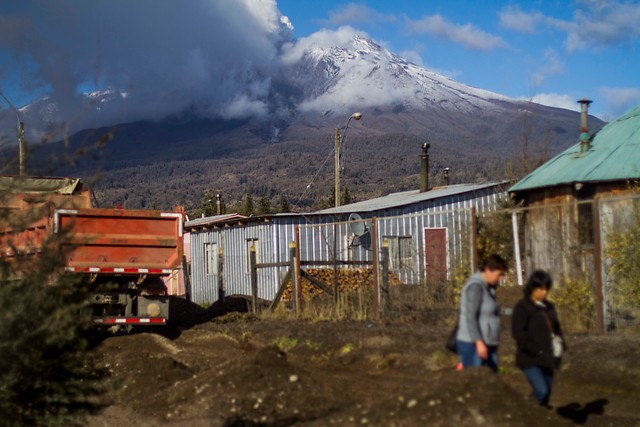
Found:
56,208 -> 184,274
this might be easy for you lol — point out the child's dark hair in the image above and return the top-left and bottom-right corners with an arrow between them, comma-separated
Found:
523,270 -> 553,297
479,254 -> 508,272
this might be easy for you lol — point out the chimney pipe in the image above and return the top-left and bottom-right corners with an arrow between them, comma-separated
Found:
443,167 -> 450,186
578,98 -> 592,153
216,193 -> 221,215
420,143 -> 430,193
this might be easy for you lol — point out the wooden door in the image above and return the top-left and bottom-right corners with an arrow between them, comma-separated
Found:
424,228 -> 447,283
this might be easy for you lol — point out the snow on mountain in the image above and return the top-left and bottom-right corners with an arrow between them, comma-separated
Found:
280,34 -> 513,115
2,33 -> 533,145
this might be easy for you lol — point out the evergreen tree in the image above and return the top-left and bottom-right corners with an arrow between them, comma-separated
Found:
257,190 -> 272,214
341,186 -> 354,206
278,196 -> 291,213
201,190 -> 216,216
242,192 -> 254,216
0,223 -> 103,426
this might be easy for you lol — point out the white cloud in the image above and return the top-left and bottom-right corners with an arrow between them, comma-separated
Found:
531,48 -> 565,87
498,7 -> 545,33
405,14 -> 506,51
219,95 -> 269,120
598,87 -> 640,117
0,0 -> 294,135
280,26 -> 368,65
499,2 -> 640,52
520,93 -> 581,112
398,49 -> 424,67
565,1 -> 640,52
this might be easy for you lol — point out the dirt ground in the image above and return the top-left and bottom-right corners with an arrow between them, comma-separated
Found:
84,292 -> 640,427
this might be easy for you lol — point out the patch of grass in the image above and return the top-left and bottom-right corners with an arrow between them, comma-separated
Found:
367,352 -> 400,372
304,339 -> 322,351
339,342 -> 356,356
430,350 -> 458,369
271,336 -> 298,352
240,331 -> 252,343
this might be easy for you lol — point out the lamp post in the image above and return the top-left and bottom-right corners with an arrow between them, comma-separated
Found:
0,90 -> 26,176
335,112 -> 362,207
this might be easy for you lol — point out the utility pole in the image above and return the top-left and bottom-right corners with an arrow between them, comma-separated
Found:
0,90 -> 27,176
334,112 -> 362,207
335,127 -> 341,207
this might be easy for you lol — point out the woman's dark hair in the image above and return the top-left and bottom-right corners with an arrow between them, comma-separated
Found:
479,254 -> 508,272
524,270 -> 553,297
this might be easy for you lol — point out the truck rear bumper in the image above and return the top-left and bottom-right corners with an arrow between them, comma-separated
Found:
93,316 -> 166,325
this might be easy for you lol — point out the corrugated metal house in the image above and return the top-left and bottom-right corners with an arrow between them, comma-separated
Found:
509,101 -> 640,331
186,181 -> 508,305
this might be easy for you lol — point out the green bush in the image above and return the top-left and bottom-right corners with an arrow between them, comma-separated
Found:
476,197 -> 521,269
0,235 -> 103,426
604,209 -> 640,309
551,277 -> 595,333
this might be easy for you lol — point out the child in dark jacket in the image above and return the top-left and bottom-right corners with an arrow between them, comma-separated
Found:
511,270 -> 566,407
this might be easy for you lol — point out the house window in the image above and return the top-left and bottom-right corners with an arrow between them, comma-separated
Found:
246,238 -> 259,272
576,185 -> 596,246
385,236 -> 414,270
204,242 -> 218,276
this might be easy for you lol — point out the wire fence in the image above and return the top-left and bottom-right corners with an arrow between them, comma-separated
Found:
274,193 -> 640,333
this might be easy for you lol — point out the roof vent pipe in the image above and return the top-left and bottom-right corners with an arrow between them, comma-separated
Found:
578,98 -> 592,153
443,167 -> 450,186
420,143 -> 430,193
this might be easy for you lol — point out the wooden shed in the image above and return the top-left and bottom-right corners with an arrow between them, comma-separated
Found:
509,101 -> 640,331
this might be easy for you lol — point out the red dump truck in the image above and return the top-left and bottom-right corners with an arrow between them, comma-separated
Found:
0,174 -> 183,327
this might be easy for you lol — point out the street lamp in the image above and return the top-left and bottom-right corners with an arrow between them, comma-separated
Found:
0,90 -> 27,176
335,112 -> 362,207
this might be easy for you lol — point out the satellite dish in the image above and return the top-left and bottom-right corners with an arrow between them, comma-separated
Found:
347,213 -> 372,250
348,213 -> 367,237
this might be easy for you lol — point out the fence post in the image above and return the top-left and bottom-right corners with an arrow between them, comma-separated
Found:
381,237 -> 390,318
511,211 -> 523,286
182,255 -> 192,304
471,205 -> 478,273
217,246 -> 225,301
592,197 -> 605,334
372,217 -> 379,320
288,241 -> 298,314
332,222 -> 339,305
294,226 -> 302,317
250,245 -> 258,314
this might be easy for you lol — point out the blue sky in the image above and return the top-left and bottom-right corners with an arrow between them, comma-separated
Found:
276,0 -> 640,120
0,0 -> 638,125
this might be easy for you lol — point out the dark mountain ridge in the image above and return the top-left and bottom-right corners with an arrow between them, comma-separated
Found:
6,35 -> 605,213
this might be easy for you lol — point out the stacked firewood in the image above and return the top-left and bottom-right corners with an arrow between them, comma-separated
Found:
282,268 -> 403,302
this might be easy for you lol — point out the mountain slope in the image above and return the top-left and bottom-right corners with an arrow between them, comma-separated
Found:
12,35 -> 605,212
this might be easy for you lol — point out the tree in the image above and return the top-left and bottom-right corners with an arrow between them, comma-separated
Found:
605,208 -> 640,310
0,213 -> 103,426
257,190 -> 272,214
278,196 -> 291,213
341,186 -> 354,206
242,192 -> 254,216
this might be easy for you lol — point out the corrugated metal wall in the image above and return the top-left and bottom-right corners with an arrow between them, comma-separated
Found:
189,187 -> 505,305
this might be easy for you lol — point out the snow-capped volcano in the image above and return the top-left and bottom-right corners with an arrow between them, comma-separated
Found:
0,33 -> 528,145
280,34 -> 511,115
2,30 -> 597,157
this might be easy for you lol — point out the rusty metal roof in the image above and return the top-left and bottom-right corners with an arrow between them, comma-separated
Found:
510,104 -> 640,193
185,213 -> 246,229
315,181 -> 508,214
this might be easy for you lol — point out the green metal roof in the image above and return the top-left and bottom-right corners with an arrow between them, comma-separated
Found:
510,104 -> 640,193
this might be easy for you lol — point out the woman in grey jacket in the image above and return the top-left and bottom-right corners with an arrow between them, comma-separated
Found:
456,254 -> 507,372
